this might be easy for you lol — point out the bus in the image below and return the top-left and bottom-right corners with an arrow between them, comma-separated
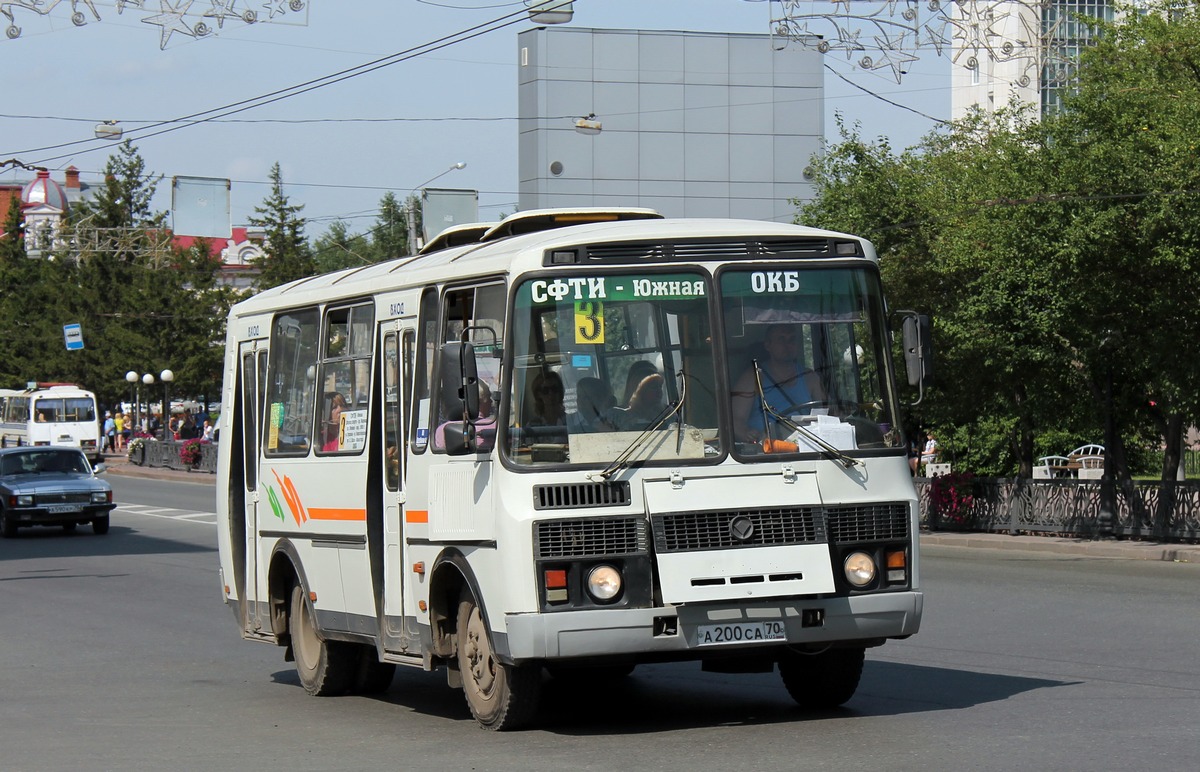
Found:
0,384 -> 102,462
216,209 -> 930,730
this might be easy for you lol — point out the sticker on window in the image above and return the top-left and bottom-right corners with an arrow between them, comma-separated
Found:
574,301 -> 604,344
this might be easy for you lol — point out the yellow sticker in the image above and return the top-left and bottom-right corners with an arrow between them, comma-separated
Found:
574,301 -> 604,344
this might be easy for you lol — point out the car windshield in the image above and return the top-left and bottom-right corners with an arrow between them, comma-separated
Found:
1,450 -> 90,476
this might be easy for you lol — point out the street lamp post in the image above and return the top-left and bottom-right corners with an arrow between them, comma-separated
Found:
125,371 -> 138,427
142,373 -> 155,434
407,162 -> 466,254
161,369 -> 174,440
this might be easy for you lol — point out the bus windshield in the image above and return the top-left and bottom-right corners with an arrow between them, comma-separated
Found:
720,266 -> 904,457
33,397 -> 96,423
506,271 -> 719,466
504,265 -> 904,467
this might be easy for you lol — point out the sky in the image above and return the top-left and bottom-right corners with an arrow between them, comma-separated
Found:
0,0 -> 950,238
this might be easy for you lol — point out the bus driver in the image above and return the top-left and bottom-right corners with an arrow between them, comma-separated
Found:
732,324 -> 825,444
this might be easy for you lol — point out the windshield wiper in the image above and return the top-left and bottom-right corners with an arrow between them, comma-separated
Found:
592,372 -> 685,481
752,360 -> 858,469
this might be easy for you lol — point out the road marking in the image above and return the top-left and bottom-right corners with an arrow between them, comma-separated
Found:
115,503 -> 217,525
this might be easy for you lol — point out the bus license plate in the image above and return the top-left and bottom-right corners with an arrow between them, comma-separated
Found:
47,504 -> 83,514
695,620 -> 787,646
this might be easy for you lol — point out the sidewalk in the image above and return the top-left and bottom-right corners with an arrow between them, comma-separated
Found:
99,449 -> 215,485
96,450 -> 1200,563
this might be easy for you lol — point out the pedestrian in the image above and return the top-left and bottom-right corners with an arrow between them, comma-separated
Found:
102,411 -> 116,453
113,411 -> 125,451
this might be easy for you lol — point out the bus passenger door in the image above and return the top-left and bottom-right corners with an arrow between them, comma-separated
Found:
238,345 -> 268,634
380,328 -> 416,652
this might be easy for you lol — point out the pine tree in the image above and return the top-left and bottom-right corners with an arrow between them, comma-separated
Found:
249,162 -> 314,289
371,191 -> 409,260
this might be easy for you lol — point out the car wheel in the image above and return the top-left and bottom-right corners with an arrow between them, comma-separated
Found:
92,515 -> 110,535
1,510 -> 17,538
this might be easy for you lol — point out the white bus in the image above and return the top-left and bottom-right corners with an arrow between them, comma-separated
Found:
0,384 -> 102,461
216,209 -> 929,730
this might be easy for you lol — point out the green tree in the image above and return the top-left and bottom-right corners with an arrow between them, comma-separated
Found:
249,162 -> 314,289
313,219 -> 373,273
799,1 -> 1200,497
371,191 -> 410,259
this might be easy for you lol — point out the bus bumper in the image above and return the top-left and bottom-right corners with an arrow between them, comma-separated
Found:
501,591 -> 922,662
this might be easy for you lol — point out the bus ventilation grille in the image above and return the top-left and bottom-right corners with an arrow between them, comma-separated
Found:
651,506 -> 826,553
535,516 -> 648,559
825,503 -> 910,543
533,481 -> 631,510
581,238 -> 832,263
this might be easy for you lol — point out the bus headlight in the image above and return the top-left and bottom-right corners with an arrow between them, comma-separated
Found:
843,552 -> 876,587
586,565 -> 622,602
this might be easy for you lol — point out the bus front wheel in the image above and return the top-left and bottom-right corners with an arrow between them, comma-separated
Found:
778,646 -> 865,709
456,592 -> 540,730
289,584 -> 354,696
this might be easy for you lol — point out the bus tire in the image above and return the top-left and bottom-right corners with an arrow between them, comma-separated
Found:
289,584 -> 354,696
456,592 -> 540,730
352,645 -> 396,695
92,515 -> 109,535
778,647 -> 865,709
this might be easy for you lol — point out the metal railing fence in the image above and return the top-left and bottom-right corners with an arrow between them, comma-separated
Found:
916,477 -> 1200,542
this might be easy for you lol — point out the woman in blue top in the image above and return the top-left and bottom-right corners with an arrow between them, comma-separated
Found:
732,324 -> 825,444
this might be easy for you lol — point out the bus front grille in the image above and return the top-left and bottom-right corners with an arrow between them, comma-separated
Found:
825,503 -> 910,543
535,516 -> 648,559
533,481 -> 630,510
651,507 -> 826,553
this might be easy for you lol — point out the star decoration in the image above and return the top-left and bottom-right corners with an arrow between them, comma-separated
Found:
204,0 -> 239,29
262,0 -> 287,19
142,0 -> 195,49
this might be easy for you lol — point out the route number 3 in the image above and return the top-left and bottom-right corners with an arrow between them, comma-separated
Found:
574,301 -> 604,344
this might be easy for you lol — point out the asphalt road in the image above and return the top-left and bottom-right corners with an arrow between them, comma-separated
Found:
1,476 -> 1196,771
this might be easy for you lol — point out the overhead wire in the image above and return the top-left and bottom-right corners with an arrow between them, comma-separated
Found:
5,4 -> 536,164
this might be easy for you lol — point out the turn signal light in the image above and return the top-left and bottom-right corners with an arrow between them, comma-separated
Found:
545,569 -> 569,603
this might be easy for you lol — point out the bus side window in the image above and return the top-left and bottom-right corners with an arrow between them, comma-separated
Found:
434,282 -> 505,453
264,308 -> 320,456
412,287 -> 438,453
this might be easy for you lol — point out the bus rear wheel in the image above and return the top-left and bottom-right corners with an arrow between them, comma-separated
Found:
289,584 -> 354,696
778,647 -> 865,709
456,592 -> 540,730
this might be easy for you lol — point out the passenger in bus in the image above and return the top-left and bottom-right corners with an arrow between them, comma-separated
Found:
530,371 -> 566,427
609,373 -> 668,431
619,360 -> 659,408
732,324 -> 826,444
567,377 -> 617,433
322,392 -> 347,452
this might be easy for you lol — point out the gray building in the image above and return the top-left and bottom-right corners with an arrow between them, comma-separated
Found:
517,27 -> 822,223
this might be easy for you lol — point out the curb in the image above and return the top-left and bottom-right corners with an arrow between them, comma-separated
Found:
920,532 -> 1200,563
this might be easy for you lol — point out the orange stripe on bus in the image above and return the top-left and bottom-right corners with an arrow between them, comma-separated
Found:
405,509 -> 429,524
307,508 -> 367,522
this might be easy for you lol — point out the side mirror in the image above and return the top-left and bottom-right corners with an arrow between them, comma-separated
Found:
443,421 -> 476,456
438,341 -> 480,420
92,463 -> 108,475
899,312 -> 934,404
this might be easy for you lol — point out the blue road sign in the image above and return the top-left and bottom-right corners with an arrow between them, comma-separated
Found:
63,323 -> 85,351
